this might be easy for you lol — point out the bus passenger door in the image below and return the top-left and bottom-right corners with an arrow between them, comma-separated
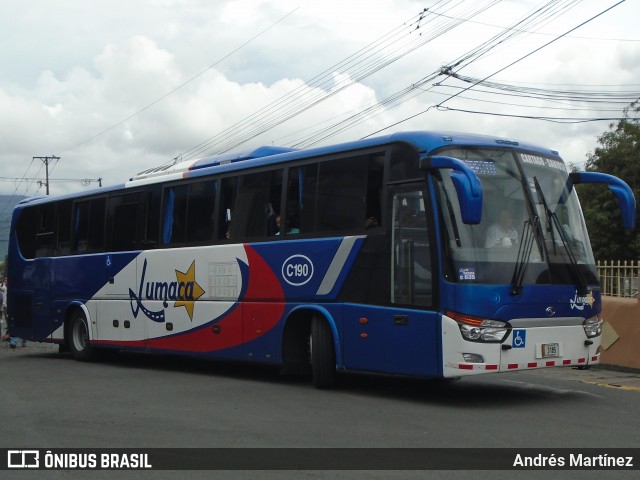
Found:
385,185 -> 439,377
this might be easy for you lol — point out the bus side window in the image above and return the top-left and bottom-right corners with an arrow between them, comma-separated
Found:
15,207 -> 37,259
186,179 -> 216,243
56,200 -> 72,256
35,203 -> 56,257
73,198 -> 106,253
300,163 -> 318,233
89,199 -> 106,252
142,187 -> 161,249
281,167 -> 302,236
232,170 -> 282,239
316,156 -> 368,232
300,156 -> 369,233
108,193 -> 139,252
73,202 -> 90,252
365,154 -> 384,230
219,177 -> 238,240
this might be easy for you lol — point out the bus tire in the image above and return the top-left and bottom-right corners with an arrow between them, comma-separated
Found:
68,311 -> 95,362
311,315 -> 337,389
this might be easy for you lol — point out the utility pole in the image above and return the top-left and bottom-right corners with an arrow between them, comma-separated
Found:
33,155 -> 60,195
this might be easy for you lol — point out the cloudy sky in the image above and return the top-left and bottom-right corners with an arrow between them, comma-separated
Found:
0,0 -> 638,197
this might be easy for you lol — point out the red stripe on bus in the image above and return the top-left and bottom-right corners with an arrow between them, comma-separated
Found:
147,245 -> 285,353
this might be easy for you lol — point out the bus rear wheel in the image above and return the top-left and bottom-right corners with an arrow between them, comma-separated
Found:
311,315 -> 337,389
68,311 -> 95,362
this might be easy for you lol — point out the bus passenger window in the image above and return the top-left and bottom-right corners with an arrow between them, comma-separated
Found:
317,156 -> 367,232
73,198 -> 106,253
15,207 -> 37,259
35,203 -> 56,257
186,180 -> 216,243
224,210 -> 232,239
162,185 -> 185,244
300,164 -> 318,233
232,170 -> 282,239
87,198 -> 106,252
300,156 -> 368,233
219,177 -> 237,240
142,188 -> 161,249
56,200 -> 72,256
280,167 -> 302,236
365,153 -> 384,231
109,194 -> 139,252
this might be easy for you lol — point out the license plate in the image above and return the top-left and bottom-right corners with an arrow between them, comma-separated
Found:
541,343 -> 560,358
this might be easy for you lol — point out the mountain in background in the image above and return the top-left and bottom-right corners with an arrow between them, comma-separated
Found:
0,195 -> 27,261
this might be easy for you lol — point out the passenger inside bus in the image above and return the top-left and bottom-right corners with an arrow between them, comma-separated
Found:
364,216 -> 379,229
485,209 -> 519,248
274,215 -> 300,235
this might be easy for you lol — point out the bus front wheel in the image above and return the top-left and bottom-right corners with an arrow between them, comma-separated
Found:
311,316 -> 337,389
68,311 -> 95,362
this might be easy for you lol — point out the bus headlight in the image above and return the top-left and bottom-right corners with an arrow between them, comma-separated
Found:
583,315 -> 602,338
447,311 -> 509,343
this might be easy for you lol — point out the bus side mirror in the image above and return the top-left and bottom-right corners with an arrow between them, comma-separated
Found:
420,155 -> 483,224
570,172 -> 637,230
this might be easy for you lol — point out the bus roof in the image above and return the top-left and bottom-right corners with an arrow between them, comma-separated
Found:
16,131 -> 562,206
174,130 -> 562,181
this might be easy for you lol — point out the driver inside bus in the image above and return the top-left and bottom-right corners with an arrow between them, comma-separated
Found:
485,209 -> 519,248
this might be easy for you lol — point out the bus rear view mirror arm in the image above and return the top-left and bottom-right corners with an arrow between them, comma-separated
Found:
569,171 -> 637,230
420,155 -> 483,225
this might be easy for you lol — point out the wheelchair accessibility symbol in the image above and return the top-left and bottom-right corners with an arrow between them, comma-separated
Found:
512,329 -> 526,348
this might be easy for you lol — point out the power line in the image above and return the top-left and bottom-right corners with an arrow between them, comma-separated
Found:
0,176 -> 102,184
176,0 -> 503,160
359,0 -> 628,138
62,7 -> 300,153
436,0 -> 628,109
176,7 -> 434,159
293,0 -> 585,145
0,158 -> 41,220
425,6 -> 640,42
434,106 -> 628,123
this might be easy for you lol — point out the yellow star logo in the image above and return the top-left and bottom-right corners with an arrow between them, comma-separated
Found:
585,291 -> 595,308
174,261 -> 205,321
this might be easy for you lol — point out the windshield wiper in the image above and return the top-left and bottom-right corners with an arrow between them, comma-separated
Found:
533,177 -> 588,295
510,219 -> 538,295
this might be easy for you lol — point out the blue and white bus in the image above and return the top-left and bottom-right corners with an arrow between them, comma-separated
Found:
7,131 -> 636,387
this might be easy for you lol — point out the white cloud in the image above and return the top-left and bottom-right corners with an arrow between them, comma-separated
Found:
0,0 -> 638,196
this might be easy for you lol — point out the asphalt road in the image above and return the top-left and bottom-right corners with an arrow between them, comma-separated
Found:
1,342 -> 639,480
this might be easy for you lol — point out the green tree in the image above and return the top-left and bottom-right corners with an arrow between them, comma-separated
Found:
578,101 -> 640,260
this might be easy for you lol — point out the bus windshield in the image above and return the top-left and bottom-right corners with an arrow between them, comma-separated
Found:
435,147 -> 597,288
